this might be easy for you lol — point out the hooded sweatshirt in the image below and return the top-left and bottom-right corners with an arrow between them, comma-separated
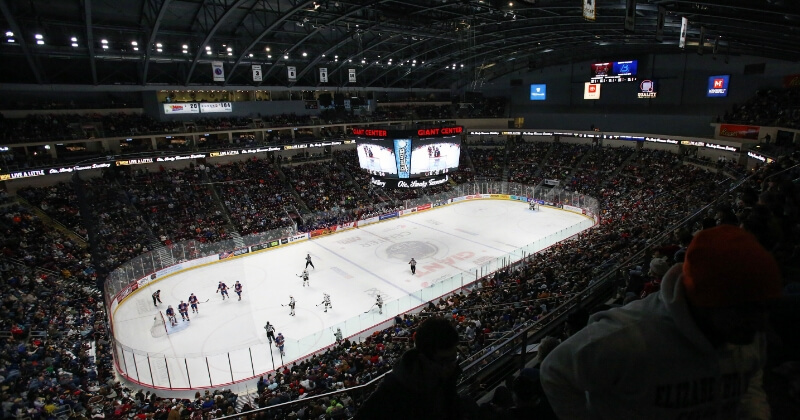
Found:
540,264 -> 770,420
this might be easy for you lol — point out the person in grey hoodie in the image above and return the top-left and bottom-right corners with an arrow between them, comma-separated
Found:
540,225 -> 782,420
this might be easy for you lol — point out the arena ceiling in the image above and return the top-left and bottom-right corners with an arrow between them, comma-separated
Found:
1,0 -> 799,90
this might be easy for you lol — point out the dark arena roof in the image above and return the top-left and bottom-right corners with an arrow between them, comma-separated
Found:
2,0 -> 799,89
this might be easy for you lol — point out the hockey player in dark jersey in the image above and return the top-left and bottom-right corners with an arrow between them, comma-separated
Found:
217,281 -> 229,299
234,281 -> 243,301
178,301 -> 190,321
275,332 -> 285,356
188,293 -> 199,313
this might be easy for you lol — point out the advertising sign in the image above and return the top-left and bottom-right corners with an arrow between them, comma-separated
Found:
163,103 -> 200,114
530,84 -> 547,100
584,82 -> 601,99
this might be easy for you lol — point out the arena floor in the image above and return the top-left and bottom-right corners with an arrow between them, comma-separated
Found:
111,199 -> 593,392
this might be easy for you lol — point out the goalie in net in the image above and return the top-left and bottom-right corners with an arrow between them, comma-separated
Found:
150,308 -> 181,338
529,201 -> 540,211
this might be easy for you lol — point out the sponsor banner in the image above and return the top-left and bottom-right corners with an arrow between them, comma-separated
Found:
379,212 -> 399,221
394,139 -> 411,179
679,17 -> 688,49
200,102 -> 233,113
339,221 -> 356,230
563,204 -> 583,214
583,0 -> 596,21
360,216 -> 379,227
163,103 -> 200,114
490,194 -> 501,198
0,169 -> 46,181
584,82 -> 601,100
116,158 -> 154,166
288,66 -> 297,82
281,238 -> 288,245
252,65 -> 262,82
638,79 -> 657,99
233,247 -> 250,257
156,154 -> 205,162
466,195 -> 480,200
747,151 -> 773,164
719,124 -> 759,139
432,201 -> 446,207
47,162 -> 112,175
289,233 -> 308,242
452,197 -> 465,202
707,75 -> 730,97
544,179 -> 560,186
417,203 -> 432,211
219,251 -> 235,260
117,282 -> 138,303
377,175 -> 450,189
783,74 -> 800,88
212,61 -> 225,81
320,67 -> 328,83
480,194 -> 491,199
498,194 -> 510,199
348,68 -> 356,83
251,243 -> 270,252
310,227 -> 336,238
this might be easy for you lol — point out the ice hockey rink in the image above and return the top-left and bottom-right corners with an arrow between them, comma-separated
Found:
111,199 -> 593,391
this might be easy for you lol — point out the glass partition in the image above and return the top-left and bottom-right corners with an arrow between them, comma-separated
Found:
106,181 -> 599,389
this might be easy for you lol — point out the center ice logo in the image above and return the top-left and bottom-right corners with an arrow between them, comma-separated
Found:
386,241 -> 438,260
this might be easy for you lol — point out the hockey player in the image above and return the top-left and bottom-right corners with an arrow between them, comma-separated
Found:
234,281 -> 243,301
319,293 -> 332,313
165,305 -> 178,326
334,327 -> 343,344
275,332 -> 285,356
297,269 -> 310,287
287,296 -> 296,316
264,322 -> 276,344
217,281 -> 229,299
305,253 -> 315,269
178,300 -> 190,321
152,290 -> 162,307
376,294 -> 384,315
188,293 -> 199,313
408,258 -> 417,275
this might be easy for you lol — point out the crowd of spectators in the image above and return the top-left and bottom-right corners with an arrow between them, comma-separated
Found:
722,86 -> 800,129
2,132 -> 798,418
206,158 -> 298,236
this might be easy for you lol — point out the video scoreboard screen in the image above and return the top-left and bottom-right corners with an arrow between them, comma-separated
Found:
591,60 -> 638,83
353,126 -> 462,187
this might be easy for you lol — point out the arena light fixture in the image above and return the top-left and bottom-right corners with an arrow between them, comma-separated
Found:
131,41 -> 138,46
71,37 -> 78,42
34,34 -> 43,40
4,31 -> 12,37
101,39 -> 108,44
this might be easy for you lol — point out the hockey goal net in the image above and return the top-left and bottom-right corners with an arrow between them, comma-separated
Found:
150,311 -> 168,338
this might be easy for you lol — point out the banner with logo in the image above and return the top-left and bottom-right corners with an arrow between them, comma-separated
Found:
252,65 -> 262,82
679,17 -> 688,49
212,61 -> 225,81
625,0 -> 636,32
719,124 -> 760,140
320,67 -> 328,83
288,66 -> 297,82
348,68 -> 356,83
583,0 -> 596,21
655,6 -> 665,42
584,82 -> 601,100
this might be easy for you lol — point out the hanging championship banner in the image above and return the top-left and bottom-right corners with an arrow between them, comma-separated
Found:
212,61 -> 224,82
583,0 -> 596,22
288,66 -> 297,82
679,17 -> 688,49
319,67 -> 328,83
624,0 -> 636,32
655,6 -> 665,42
252,65 -> 262,82
348,69 -> 356,83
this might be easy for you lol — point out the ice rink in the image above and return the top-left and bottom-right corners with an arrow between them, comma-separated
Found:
112,199 -> 593,390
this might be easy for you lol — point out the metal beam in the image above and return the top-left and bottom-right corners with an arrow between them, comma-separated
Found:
184,0 -> 252,85
82,0 -> 98,85
0,0 -> 43,83
142,0 -> 175,84
223,1 -> 312,85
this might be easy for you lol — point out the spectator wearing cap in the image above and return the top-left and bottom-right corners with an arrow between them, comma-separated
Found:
540,225 -> 782,419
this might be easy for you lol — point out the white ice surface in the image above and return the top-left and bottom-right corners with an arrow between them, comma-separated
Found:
112,199 -> 592,391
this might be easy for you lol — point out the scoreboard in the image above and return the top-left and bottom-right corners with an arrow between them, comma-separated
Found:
590,60 -> 638,83
353,126 -> 463,188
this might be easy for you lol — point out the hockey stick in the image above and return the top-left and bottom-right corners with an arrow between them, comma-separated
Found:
364,303 -> 376,313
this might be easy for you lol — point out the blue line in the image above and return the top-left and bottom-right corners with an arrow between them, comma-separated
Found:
309,238 -> 424,303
